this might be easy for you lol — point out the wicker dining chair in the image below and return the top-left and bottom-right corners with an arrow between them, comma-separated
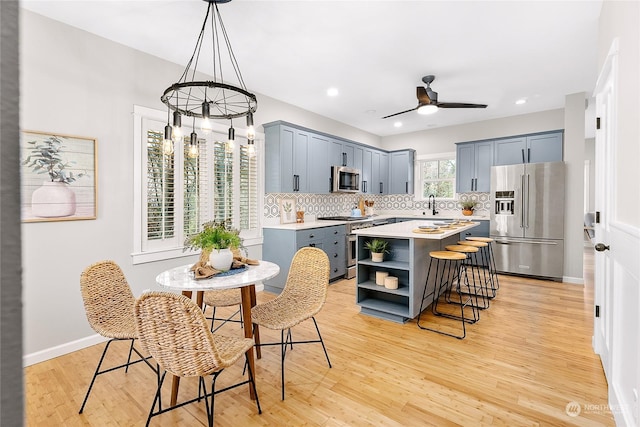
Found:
78,260 -> 156,414
251,247 -> 332,400
134,291 -> 261,427
203,289 -> 243,332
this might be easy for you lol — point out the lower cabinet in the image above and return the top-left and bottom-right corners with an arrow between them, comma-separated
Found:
355,234 -> 461,323
263,225 -> 346,294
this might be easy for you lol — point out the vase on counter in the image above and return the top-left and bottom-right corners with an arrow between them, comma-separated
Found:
209,248 -> 234,271
462,209 -> 474,216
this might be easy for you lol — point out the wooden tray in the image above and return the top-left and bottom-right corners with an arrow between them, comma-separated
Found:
413,228 -> 444,234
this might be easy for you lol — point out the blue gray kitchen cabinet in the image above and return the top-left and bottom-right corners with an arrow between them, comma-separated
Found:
264,122 -> 331,194
494,131 -> 563,166
262,225 -> 346,293
456,140 -> 493,192
380,152 -> 389,195
308,134 -> 330,193
389,149 -> 416,194
361,149 -> 373,194
330,140 -> 359,169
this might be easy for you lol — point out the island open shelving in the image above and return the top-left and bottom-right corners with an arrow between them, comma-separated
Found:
354,220 -> 479,323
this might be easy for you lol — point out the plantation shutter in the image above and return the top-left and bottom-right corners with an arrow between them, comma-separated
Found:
146,128 -> 175,242
239,145 -> 258,230
212,140 -> 233,223
183,136 -> 210,239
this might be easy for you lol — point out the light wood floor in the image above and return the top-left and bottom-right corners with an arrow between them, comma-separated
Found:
26,248 -> 613,426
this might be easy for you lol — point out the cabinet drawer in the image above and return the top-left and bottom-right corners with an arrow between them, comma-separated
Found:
296,228 -> 326,245
324,225 -> 346,237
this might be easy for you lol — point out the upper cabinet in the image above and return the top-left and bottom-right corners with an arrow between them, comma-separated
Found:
264,121 -> 416,195
456,141 -> 493,193
265,123 -> 329,193
389,150 -> 416,194
494,131 -> 563,166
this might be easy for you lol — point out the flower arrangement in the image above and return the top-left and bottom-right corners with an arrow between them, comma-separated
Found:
184,220 -> 242,252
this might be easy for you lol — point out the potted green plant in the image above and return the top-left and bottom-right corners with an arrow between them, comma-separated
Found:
184,220 -> 242,271
22,135 -> 86,218
459,199 -> 477,216
364,238 -> 389,262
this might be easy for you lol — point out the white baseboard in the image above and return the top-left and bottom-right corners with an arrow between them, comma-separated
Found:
563,276 -> 585,285
24,333 -> 107,367
23,283 -> 266,367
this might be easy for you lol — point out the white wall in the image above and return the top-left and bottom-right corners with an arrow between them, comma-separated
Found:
380,109 -> 565,154
585,138 -> 596,213
20,10 -> 379,361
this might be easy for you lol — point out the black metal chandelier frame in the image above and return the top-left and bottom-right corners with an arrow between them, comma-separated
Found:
160,0 -> 257,122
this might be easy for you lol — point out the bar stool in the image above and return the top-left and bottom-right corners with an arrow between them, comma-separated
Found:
417,250 -> 479,339
457,240 -> 493,300
445,244 -> 490,310
466,236 -> 500,297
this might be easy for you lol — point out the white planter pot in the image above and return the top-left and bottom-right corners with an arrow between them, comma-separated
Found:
209,248 -> 234,271
31,181 -> 76,218
371,252 -> 384,262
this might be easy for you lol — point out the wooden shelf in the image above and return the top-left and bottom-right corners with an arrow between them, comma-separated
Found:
357,298 -> 410,320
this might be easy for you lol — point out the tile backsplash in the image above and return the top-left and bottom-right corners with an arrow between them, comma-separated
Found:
264,192 -> 490,219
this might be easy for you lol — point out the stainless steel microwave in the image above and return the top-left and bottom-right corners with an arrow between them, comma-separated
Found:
331,166 -> 360,193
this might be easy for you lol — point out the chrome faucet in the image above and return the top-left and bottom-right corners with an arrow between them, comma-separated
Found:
428,194 -> 438,215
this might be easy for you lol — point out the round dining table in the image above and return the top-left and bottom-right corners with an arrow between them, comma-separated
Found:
156,261 -> 280,404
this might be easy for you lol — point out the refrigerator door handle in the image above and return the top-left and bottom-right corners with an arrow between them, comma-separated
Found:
526,174 -> 530,228
494,239 -> 559,245
520,174 -> 525,228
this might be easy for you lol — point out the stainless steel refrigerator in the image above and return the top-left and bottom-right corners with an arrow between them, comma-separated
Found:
490,161 -> 565,281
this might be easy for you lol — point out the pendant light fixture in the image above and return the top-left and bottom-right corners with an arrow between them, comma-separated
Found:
161,0 -> 257,153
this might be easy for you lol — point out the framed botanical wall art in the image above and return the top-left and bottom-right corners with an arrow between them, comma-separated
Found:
279,198 -> 296,224
20,130 -> 97,222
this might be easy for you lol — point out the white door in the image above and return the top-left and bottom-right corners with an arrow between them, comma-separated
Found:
592,39 -> 617,382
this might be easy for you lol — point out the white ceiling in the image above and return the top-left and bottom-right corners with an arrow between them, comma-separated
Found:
21,0 -> 602,137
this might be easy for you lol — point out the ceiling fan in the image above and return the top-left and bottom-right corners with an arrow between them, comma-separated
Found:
382,75 -> 488,119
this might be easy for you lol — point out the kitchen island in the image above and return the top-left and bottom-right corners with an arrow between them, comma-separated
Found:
353,220 -> 479,323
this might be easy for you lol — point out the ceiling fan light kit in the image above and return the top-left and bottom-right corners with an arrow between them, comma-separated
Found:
382,74 -> 487,120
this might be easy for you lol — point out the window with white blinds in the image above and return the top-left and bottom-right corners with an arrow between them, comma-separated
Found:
133,106 -> 262,264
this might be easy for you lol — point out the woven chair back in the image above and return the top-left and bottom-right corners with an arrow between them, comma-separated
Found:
281,247 -> 330,316
80,260 -> 137,339
134,291 -> 223,378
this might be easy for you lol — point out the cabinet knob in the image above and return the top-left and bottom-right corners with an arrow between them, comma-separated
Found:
309,243 -> 316,247
310,234 -> 314,238
333,268 -> 338,273
333,253 -> 338,258
334,241 -> 339,245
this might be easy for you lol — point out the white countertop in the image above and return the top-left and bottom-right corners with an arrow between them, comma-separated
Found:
263,213 -> 488,230
353,220 -> 479,240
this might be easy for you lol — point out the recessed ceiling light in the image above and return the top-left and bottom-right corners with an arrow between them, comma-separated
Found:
327,87 -> 339,97
515,99 -> 527,105
364,109 -> 377,115
393,121 -> 402,128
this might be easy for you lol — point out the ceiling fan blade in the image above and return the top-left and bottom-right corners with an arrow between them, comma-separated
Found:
416,87 -> 431,104
436,102 -> 488,109
382,106 -> 419,119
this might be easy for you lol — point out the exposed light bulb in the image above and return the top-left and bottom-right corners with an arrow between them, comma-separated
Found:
187,131 -> 199,158
226,126 -> 235,153
201,101 -> 212,134
172,111 -> 183,141
246,112 -> 256,140
247,141 -> 256,157
163,124 -> 174,155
